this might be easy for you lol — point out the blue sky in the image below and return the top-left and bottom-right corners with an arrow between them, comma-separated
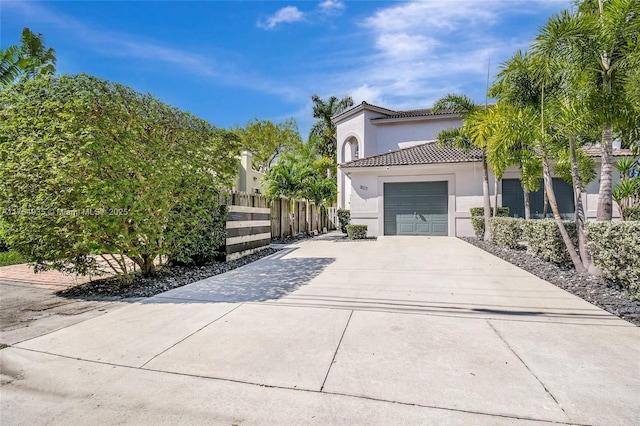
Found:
2,0 -> 571,137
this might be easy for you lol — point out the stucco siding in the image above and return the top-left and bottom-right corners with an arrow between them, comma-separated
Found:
374,117 -> 462,153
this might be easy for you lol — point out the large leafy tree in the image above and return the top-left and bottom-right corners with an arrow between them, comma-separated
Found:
309,94 -> 354,159
236,118 -> 302,172
534,0 -> 640,220
0,74 -> 240,278
432,94 -> 493,241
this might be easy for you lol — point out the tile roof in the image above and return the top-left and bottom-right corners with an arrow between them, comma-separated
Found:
371,108 -> 456,120
340,142 -> 483,168
582,146 -> 635,157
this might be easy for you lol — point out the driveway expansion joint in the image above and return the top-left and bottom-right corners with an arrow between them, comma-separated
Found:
139,303 -> 244,368
486,319 -> 570,421
320,309 -> 353,392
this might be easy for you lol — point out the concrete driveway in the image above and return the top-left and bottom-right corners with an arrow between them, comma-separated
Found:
1,236 -> 638,425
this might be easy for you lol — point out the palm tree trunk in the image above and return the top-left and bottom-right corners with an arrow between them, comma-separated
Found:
493,177 -> 500,216
569,136 -> 594,273
543,187 -> 549,218
542,157 -> 586,273
481,153 -> 492,241
596,123 -> 614,220
523,190 -> 531,220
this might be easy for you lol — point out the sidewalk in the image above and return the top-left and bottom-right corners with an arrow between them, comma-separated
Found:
1,237 -> 638,425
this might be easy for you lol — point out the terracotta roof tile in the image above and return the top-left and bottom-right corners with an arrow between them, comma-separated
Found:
340,142 -> 482,168
582,146 -> 635,157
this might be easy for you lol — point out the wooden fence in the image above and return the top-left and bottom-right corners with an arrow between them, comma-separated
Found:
225,205 -> 271,261
222,191 -> 337,239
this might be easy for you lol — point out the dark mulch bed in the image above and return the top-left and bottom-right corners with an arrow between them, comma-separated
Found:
58,248 -> 280,300
460,237 -> 640,326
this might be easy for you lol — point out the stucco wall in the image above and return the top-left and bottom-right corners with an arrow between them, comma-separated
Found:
235,151 -> 265,194
374,117 -> 462,153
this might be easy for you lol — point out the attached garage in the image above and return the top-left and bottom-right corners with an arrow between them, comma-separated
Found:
383,181 -> 448,236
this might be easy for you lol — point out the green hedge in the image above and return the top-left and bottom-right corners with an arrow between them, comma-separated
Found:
470,207 -> 510,238
520,219 -> 577,267
490,217 -> 523,249
585,221 -> 640,299
337,209 -> 350,233
346,224 -> 367,239
470,207 -> 510,217
0,251 -> 25,267
622,207 -> 640,221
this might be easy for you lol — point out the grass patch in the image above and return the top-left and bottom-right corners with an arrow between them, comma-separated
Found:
0,251 -> 26,267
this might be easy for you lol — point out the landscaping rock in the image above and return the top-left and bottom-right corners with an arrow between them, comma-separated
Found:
58,248 -> 280,300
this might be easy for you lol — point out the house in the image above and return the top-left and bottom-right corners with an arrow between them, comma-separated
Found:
233,150 -> 265,194
334,101 -> 630,237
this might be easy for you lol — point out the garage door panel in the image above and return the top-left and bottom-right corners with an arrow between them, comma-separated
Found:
384,182 -> 448,236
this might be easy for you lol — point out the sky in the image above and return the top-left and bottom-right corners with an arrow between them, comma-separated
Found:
1,0 -> 572,137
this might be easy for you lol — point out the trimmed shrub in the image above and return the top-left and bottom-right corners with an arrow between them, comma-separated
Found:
585,222 -> 640,300
337,209 -> 350,233
520,219 -> 577,267
490,217 -> 524,249
470,207 -> 510,217
470,207 -> 510,238
622,207 -> 640,221
346,224 -> 367,239
0,251 -> 25,267
167,202 -> 228,266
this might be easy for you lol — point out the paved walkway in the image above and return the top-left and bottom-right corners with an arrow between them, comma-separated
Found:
1,236 -> 638,425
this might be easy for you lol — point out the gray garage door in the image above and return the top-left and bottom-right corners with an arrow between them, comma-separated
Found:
384,182 -> 448,236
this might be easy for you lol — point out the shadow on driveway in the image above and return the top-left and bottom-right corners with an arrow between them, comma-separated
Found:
147,250 -> 335,304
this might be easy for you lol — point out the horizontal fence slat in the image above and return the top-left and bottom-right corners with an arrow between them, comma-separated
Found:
226,232 -> 271,247
226,220 -> 271,229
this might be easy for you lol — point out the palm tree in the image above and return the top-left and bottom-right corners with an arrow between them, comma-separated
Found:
533,0 -> 640,220
0,46 -> 22,87
432,94 -> 493,241
18,28 -> 56,80
309,94 -> 354,160
489,50 -> 591,273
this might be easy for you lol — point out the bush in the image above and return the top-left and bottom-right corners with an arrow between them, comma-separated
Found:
520,219 -> 577,267
585,222 -> 640,299
337,209 -> 350,233
0,236 -> 8,253
346,224 -> 367,239
622,207 -> 640,221
490,217 -> 524,249
470,207 -> 510,217
167,201 -> 228,266
0,74 -> 241,280
470,207 -> 510,238
0,251 -> 25,267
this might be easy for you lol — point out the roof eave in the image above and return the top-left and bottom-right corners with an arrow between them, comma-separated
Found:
370,113 -> 461,125
331,102 -> 398,125
339,158 -> 483,170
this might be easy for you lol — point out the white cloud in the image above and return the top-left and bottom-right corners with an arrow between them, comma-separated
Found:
375,33 -> 438,60
258,6 -> 305,30
318,0 -> 345,15
348,84 -> 385,106
304,0 -> 566,113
